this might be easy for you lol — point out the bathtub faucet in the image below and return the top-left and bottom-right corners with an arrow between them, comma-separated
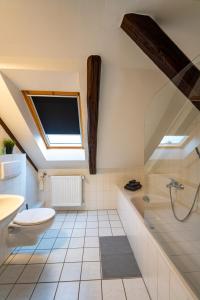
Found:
166,178 -> 184,190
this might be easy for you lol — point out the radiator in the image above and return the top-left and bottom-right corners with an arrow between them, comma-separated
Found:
50,176 -> 83,207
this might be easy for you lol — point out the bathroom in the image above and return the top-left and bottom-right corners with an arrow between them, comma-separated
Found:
0,1 -> 200,299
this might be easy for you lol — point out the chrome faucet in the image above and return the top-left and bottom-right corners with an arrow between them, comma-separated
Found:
166,178 -> 184,190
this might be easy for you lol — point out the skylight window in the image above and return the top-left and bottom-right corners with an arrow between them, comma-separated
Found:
22,91 -> 83,149
159,135 -> 188,147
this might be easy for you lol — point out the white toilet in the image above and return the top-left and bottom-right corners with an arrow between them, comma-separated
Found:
8,208 -> 56,247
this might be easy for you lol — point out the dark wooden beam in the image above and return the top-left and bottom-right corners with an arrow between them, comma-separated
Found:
87,55 -> 101,174
121,13 -> 200,108
0,117 -> 38,172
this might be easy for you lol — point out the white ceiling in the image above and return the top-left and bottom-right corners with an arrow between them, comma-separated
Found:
0,0 -> 199,170
0,0 -> 199,67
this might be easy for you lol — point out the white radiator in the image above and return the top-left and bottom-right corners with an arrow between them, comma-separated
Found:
50,176 -> 83,207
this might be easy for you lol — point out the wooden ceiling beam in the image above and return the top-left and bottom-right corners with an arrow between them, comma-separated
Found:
87,55 -> 101,174
121,13 -> 200,108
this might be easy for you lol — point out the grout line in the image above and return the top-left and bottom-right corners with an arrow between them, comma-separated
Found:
2,209 -> 132,300
122,279 -> 128,300
5,264 -> 27,299
77,210 -> 87,300
29,213 -> 69,299
53,211 -> 79,300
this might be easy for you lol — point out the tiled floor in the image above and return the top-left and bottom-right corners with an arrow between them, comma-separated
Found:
0,210 -> 150,300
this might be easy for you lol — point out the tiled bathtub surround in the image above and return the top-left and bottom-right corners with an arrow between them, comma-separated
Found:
145,202 -> 200,298
0,210 -> 150,300
118,187 -> 199,300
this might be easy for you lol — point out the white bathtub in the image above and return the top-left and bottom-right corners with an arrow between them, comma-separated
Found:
117,187 -> 198,300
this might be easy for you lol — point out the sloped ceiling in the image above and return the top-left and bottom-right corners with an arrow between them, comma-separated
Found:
0,0 -> 199,169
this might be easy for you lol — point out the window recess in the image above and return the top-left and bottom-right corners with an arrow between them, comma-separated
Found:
22,91 -> 83,149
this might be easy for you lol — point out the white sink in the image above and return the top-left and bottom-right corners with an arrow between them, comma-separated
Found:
0,194 -> 24,228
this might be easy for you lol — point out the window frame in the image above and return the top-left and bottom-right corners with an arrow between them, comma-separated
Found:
158,135 -> 188,148
22,90 -> 84,149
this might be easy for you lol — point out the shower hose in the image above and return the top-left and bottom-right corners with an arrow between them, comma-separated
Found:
169,183 -> 200,222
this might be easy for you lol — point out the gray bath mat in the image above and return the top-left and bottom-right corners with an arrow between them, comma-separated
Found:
99,236 -> 141,279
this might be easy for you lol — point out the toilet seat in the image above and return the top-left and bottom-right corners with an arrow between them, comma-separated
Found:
13,208 -> 55,226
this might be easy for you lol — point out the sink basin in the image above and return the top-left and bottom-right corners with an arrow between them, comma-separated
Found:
0,194 -> 24,228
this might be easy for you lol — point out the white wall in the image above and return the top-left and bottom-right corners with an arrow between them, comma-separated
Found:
0,154 -> 26,197
0,124 -> 40,208
39,167 -> 144,210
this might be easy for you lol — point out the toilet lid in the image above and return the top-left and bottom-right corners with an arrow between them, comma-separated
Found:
13,208 -> 55,225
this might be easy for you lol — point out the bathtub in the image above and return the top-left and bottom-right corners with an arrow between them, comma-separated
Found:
117,187 -> 198,300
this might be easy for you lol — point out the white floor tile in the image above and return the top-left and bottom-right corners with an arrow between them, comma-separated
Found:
66,215 -> 77,221
60,262 -> 81,281
0,284 -> 13,299
107,210 -> 118,215
76,216 -> 87,221
0,265 -> 25,284
86,221 -> 98,229
87,216 -> 98,222
98,210 -> 108,215
84,237 -> 99,248
17,243 -> 38,251
47,249 -> 67,263
53,238 -> 70,249
31,282 -> 57,300
83,248 -> 100,261
55,281 -> 79,300
43,229 -> 60,238
39,263 -> 63,282
99,228 -> 112,236
88,211 -> 97,216
110,221 -> 122,228
62,222 -> 75,229
74,222 -> 86,229
98,215 -> 109,221
72,229 -> 85,237
7,283 -> 35,300
49,222 -> 63,230
28,250 -> 50,264
78,211 -> 87,216
69,237 -> 84,248
109,215 -> 120,221
102,279 -> 126,300
79,280 -> 102,300
4,255 -> 15,265
112,228 -> 125,236
54,216 -> 65,221
98,221 -> 110,228
123,278 -> 150,300
0,265 -> 7,276
65,248 -> 83,262
85,228 -> 98,237
9,251 -> 33,265
17,264 -> 44,283
58,229 -> 72,238
37,238 -> 55,250
81,262 -> 101,280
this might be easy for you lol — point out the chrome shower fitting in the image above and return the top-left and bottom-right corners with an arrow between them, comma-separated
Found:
166,178 -> 184,190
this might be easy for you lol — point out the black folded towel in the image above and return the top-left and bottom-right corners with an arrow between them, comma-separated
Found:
128,180 -> 137,184
124,179 -> 142,191
124,184 -> 142,191
128,182 -> 140,187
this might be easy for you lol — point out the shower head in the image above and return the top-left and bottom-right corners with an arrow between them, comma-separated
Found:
195,147 -> 200,159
